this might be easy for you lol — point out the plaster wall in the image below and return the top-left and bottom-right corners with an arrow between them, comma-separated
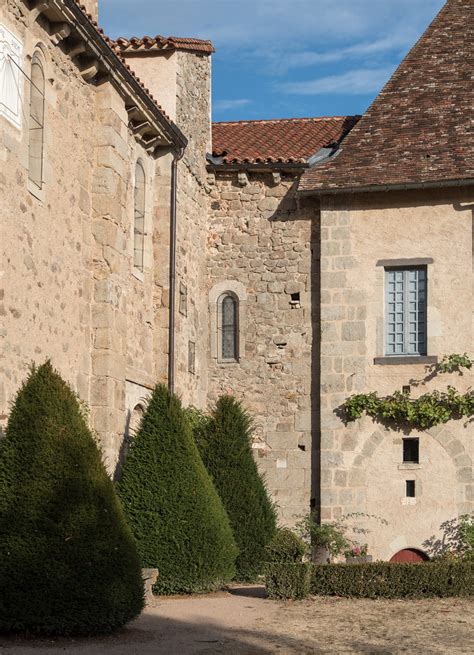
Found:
122,53 -> 178,121
319,188 -> 474,559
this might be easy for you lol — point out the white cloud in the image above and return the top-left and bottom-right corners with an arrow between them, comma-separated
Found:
214,98 -> 251,111
277,66 -> 397,95
100,0 -> 444,50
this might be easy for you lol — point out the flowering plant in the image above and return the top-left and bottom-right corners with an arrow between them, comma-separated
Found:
344,544 -> 368,559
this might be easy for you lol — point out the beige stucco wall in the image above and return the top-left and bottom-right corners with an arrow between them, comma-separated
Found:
207,170 -> 319,523
319,188 -> 474,560
123,54 -> 178,122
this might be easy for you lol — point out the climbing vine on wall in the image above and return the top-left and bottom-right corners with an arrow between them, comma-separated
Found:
343,354 -> 474,430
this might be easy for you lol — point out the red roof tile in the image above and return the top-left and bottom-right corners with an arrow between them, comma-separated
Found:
300,0 -> 474,193
211,116 -> 360,165
116,35 -> 215,55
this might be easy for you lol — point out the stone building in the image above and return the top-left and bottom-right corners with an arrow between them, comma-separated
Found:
1,0 -> 472,560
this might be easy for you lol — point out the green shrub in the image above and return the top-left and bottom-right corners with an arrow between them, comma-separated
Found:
265,562 -> 312,600
311,561 -> 474,599
0,362 -> 144,636
195,396 -> 277,581
265,528 -> 307,563
117,384 -> 238,595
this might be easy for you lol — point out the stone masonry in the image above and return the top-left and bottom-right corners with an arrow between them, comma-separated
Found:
206,170 -> 319,522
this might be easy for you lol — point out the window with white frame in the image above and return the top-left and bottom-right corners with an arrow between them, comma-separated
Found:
385,267 -> 427,356
134,161 -> 146,271
28,52 -> 45,189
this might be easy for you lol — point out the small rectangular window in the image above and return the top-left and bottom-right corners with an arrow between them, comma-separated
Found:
385,267 -> 427,356
179,283 -> 188,317
406,480 -> 416,498
188,340 -> 195,375
403,438 -> 419,463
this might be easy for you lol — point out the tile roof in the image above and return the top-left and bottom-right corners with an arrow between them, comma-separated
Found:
300,0 -> 474,193
115,36 -> 215,55
211,116 -> 360,165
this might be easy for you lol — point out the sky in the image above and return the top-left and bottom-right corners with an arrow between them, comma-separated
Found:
100,0 -> 445,123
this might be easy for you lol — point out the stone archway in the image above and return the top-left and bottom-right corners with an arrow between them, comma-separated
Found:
390,548 -> 429,563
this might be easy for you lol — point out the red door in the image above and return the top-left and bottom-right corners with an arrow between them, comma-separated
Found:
390,548 -> 429,563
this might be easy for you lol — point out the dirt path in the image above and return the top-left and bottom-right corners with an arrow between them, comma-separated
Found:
1,586 -> 473,654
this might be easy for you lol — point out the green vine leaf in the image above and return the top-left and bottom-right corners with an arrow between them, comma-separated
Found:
343,387 -> 474,430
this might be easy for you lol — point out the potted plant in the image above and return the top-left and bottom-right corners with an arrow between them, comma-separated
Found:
344,544 -> 372,563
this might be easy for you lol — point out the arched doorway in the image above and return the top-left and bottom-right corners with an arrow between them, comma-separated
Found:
390,548 -> 429,563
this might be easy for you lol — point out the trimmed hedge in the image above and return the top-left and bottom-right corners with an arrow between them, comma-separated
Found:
265,560 -> 474,601
265,562 -> 312,600
117,384 -> 238,595
311,561 -> 474,599
195,396 -> 277,581
0,363 -> 144,636
265,528 -> 307,563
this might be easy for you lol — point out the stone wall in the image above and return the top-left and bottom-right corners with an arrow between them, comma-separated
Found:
0,3 -> 174,473
121,48 -> 212,408
174,51 -> 212,407
318,188 -> 474,560
1,2 -> 96,430
206,170 -> 319,523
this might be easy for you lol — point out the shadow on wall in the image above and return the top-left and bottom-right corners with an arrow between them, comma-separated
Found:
423,515 -> 474,559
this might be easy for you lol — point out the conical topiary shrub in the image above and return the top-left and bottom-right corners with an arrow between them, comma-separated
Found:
0,362 -> 144,636
195,396 -> 277,581
117,384 -> 238,594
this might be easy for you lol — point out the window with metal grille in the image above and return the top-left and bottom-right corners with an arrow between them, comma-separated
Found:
385,267 -> 427,356
403,438 -> 419,463
28,52 -> 45,189
220,293 -> 238,361
134,161 -> 146,271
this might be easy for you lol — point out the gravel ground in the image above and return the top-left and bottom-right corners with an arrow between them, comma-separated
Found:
0,586 -> 472,654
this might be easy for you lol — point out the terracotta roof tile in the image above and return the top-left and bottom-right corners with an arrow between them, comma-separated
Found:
300,0 -> 474,193
211,116 -> 360,165
116,35 -> 215,55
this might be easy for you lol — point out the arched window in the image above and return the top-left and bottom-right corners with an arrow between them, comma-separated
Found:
219,293 -> 239,361
28,52 -> 45,189
134,161 -> 146,271
130,403 -> 145,435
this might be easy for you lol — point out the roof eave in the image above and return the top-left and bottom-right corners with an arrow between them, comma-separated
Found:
299,177 -> 474,196
207,162 -> 309,173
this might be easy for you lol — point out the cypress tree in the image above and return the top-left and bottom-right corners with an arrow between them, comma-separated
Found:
0,362 -> 144,636
196,396 -> 277,581
117,384 -> 237,594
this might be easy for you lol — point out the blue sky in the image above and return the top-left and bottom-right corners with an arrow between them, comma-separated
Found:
100,0 -> 445,123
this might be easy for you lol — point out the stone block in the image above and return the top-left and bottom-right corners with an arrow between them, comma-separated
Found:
348,469 -> 366,487
334,470 -> 348,487
321,374 -> 345,394
321,271 -> 346,289
342,321 -> 366,342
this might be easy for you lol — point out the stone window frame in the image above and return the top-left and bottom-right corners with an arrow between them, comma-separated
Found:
26,43 -> 49,202
209,281 -> 246,364
133,159 -> 146,275
374,258 -> 437,366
